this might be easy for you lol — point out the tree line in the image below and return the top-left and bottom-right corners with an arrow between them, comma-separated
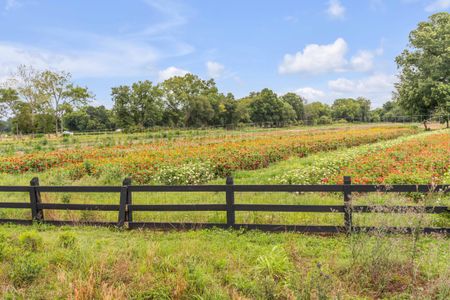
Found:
0,68 -> 401,134
0,12 -> 448,134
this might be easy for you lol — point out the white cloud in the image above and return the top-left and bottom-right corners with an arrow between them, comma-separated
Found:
295,87 -> 326,100
279,38 -> 348,74
279,38 -> 383,75
328,74 -> 394,93
425,0 -> 450,12
158,66 -> 189,81
0,40 -> 159,79
206,61 -> 225,78
328,73 -> 395,105
326,0 -> 346,19
350,51 -> 375,72
134,0 -> 189,36
0,0 -> 194,81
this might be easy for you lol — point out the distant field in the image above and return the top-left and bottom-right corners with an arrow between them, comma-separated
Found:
0,124 -> 418,182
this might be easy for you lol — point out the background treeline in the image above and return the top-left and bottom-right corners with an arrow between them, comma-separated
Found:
0,68 -> 408,134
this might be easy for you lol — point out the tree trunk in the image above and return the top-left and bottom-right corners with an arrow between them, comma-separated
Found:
55,115 -> 59,135
423,120 -> 428,131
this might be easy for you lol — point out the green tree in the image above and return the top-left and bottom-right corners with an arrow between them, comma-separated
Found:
304,102 -> 332,125
280,93 -> 305,121
331,98 -> 371,122
36,70 -> 93,134
7,65 -> 50,133
395,12 -> 450,130
356,97 -> 371,122
64,105 -> 115,131
249,88 -> 289,125
112,80 -> 164,129
0,88 -> 19,120
161,74 -> 219,127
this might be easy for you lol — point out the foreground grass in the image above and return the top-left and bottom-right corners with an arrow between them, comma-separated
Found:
0,225 -> 449,299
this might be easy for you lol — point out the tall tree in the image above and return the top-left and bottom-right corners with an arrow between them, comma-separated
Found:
304,102 -> 332,125
249,88 -> 290,125
281,93 -> 305,121
161,74 -> 219,127
36,70 -> 92,134
112,80 -> 164,129
395,12 -> 450,130
332,98 -> 371,122
0,88 -> 20,134
7,65 -> 49,133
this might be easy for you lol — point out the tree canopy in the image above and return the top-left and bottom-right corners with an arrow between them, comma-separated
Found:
395,12 -> 450,129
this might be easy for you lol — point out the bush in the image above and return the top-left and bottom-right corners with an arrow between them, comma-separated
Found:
58,232 -> 77,249
154,161 -> 215,185
99,164 -> 126,184
18,231 -> 43,252
318,115 -> 333,125
255,246 -> 291,281
10,254 -> 43,286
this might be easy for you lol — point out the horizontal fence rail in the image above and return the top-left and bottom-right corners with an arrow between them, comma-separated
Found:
0,176 -> 448,234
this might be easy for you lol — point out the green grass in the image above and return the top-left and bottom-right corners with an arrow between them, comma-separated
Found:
0,225 -> 449,299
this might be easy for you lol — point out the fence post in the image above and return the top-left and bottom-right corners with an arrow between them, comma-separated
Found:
29,177 -> 43,222
123,177 -> 132,222
226,176 -> 235,228
118,178 -> 130,228
343,176 -> 352,234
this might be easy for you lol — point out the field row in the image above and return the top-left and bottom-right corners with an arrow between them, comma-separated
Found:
0,125 -> 418,184
277,131 -> 450,185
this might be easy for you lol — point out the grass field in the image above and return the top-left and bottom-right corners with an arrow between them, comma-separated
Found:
0,123 -> 449,299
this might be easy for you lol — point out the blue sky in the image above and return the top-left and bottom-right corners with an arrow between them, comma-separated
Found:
1,0 -> 449,107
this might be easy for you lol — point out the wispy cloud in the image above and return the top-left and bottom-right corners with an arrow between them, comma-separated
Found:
326,0 -> 346,19
283,15 -> 298,23
0,0 -> 194,80
206,61 -> 225,78
4,0 -> 21,11
328,73 -> 395,105
425,0 -> 450,12
133,0 -> 190,36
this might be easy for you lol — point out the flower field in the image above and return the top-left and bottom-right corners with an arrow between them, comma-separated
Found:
0,125 -> 418,184
277,130 -> 450,185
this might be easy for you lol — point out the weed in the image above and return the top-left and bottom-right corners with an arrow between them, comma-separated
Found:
18,230 -> 43,252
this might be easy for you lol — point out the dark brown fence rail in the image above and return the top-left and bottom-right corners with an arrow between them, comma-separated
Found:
0,176 -> 449,234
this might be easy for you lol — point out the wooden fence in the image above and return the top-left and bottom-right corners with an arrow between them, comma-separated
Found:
0,176 -> 449,234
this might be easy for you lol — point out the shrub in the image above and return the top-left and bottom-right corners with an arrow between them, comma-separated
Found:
255,246 -> 291,281
154,161 -> 215,185
318,116 -> 332,125
58,232 -> 77,249
61,193 -> 71,204
9,254 -> 43,286
99,164 -> 125,184
18,231 -> 43,252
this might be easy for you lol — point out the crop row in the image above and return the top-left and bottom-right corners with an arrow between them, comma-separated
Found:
0,126 -> 418,183
278,131 -> 450,185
